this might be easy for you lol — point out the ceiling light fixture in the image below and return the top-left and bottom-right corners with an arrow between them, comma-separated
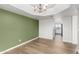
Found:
33,4 -> 48,13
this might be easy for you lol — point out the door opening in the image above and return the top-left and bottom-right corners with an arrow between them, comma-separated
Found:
53,23 -> 63,39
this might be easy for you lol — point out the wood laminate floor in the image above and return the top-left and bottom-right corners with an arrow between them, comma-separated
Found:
4,38 -> 76,54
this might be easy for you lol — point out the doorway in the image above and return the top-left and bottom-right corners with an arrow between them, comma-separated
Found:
53,23 -> 63,39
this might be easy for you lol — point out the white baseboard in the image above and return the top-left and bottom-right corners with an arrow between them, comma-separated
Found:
0,37 -> 39,54
39,37 -> 53,40
39,37 -> 76,45
63,40 -> 72,43
72,41 -> 77,45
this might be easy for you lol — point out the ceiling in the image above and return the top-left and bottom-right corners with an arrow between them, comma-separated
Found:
0,4 -> 77,19
9,4 -> 70,16
30,4 -> 56,9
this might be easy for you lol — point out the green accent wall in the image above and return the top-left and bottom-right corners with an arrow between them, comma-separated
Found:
0,9 -> 38,52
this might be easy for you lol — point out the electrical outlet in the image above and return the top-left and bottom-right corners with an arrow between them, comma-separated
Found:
19,40 -> 21,42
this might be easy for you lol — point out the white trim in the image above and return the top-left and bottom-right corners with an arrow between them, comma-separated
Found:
39,37 -> 76,45
39,37 -> 53,40
63,39 -> 72,43
0,37 -> 39,54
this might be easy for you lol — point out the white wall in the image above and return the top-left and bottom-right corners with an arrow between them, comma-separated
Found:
39,18 -> 54,39
62,16 -> 72,43
72,16 -> 78,44
39,16 -> 73,43
77,13 -> 79,45
77,15 -> 79,52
